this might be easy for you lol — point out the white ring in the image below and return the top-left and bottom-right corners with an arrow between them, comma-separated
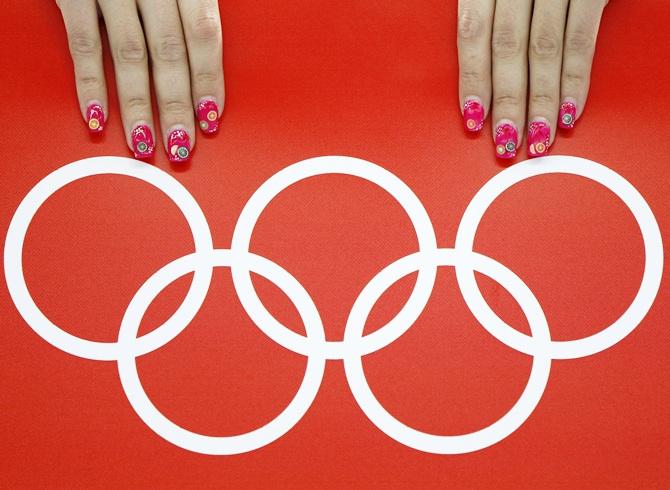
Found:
230,156 -> 438,359
3,157 -> 214,360
455,156 -> 664,359
117,249 -> 326,455
343,249 -> 551,454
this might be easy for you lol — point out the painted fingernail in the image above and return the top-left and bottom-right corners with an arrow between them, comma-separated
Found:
131,124 -> 155,159
494,121 -> 518,159
463,97 -> 485,132
528,120 -> 551,157
86,103 -> 105,134
559,100 -> 577,129
167,129 -> 191,163
196,98 -> 220,134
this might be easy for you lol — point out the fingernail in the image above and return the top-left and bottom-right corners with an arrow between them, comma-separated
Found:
494,121 -> 518,159
196,98 -> 220,134
167,128 -> 191,163
463,97 -> 485,132
559,99 -> 577,129
528,119 -> 551,157
86,103 -> 105,134
131,124 -> 155,159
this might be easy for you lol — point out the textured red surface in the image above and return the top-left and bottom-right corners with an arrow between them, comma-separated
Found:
1,0 -> 669,487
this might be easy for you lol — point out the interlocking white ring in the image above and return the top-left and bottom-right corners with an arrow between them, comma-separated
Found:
3,155 -> 663,455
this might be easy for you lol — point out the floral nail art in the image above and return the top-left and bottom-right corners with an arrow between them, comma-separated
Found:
196,99 -> 220,134
463,98 -> 485,132
559,101 -> 577,129
528,120 -> 551,157
86,103 -> 105,134
131,124 -> 155,159
494,122 -> 518,159
167,129 -> 191,163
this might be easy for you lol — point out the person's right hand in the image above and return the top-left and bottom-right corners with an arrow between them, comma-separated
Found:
56,0 -> 225,163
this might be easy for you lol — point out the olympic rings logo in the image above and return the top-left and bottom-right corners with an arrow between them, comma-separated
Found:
4,155 -> 664,455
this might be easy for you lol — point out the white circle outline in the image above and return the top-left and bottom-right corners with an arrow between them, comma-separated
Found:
3,157 -> 214,360
454,156 -> 664,359
117,249 -> 326,455
343,249 -> 552,454
230,156 -> 439,359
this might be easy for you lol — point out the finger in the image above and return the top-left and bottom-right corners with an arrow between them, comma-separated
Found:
457,0 -> 495,133
98,0 -> 156,158
559,0 -> 609,130
491,0 -> 533,159
527,0 -> 569,157
178,0 -> 224,135
138,0 -> 194,163
57,0 -> 107,134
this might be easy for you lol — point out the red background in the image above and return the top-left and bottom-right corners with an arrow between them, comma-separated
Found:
1,0 -> 669,487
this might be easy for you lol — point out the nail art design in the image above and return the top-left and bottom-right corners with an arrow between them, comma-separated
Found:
494,122 -> 518,159
196,99 -> 220,134
167,129 -> 191,163
559,100 -> 577,129
528,120 -> 551,157
131,124 -> 155,159
463,98 -> 485,132
86,103 -> 105,134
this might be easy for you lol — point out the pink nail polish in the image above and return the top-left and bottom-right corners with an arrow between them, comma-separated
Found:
528,120 -> 551,157
196,99 -> 220,134
131,124 -> 155,159
463,98 -> 485,132
86,103 -> 105,134
559,100 -> 577,129
167,129 -> 191,163
494,122 -> 518,159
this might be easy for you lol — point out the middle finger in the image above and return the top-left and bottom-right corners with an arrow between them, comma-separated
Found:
491,0 -> 533,159
138,0 -> 195,163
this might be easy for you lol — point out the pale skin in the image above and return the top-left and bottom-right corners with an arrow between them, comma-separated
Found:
57,1 -> 607,161
56,0 -> 225,160
458,0 -> 609,157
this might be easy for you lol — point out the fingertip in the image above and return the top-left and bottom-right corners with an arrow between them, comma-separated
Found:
166,126 -> 193,163
493,119 -> 519,159
85,101 -> 106,134
463,96 -> 486,133
195,97 -> 221,134
130,122 -> 156,160
559,97 -> 578,129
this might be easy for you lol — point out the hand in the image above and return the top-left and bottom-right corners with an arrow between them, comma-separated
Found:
56,0 -> 225,163
457,0 -> 608,159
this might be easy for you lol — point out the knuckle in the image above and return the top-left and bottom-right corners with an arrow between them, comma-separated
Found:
154,34 -> 187,63
161,99 -> 191,115
76,75 -> 103,89
565,29 -> 595,55
492,25 -> 523,59
68,31 -> 100,58
460,69 -> 486,85
530,93 -> 555,107
530,31 -> 562,59
493,93 -> 522,108
116,36 -> 147,64
190,13 -> 221,42
124,96 -> 151,113
457,7 -> 484,42
563,71 -> 586,86
194,71 -> 220,85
